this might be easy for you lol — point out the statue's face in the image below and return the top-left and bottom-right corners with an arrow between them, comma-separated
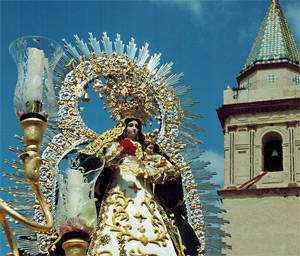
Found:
125,120 -> 139,140
145,143 -> 154,154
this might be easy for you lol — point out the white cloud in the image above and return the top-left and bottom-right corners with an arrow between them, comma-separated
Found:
201,150 -> 224,187
285,2 -> 300,45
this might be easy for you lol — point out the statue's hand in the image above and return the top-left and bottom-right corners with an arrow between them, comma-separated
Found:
116,151 -> 126,159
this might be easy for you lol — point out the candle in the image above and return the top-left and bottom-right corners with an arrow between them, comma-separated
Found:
56,167 -> 99,235
67,169 -> 85,219
25,47 -> 44,105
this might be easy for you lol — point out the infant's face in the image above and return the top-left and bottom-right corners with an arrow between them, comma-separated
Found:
145,144 -> 154,154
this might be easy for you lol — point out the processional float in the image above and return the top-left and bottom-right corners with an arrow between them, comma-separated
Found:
1,33 -> 229,256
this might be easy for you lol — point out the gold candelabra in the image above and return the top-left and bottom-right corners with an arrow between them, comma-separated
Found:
0,117 -> 53,256
1,36 -> 90,256
62,239 -> 90,256
0,118 -> 90,256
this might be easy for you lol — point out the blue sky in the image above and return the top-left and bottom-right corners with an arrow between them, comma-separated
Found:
1,0 -> 299,254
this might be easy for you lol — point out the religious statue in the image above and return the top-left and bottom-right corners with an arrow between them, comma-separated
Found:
3,33 -> 225,256
74,117 -> 201,256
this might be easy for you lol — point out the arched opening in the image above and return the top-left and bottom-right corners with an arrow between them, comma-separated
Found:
262,132 -> 283,172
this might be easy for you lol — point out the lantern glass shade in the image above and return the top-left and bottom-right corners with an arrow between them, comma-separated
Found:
9,36 -> 63,121
54,158 -> 104,238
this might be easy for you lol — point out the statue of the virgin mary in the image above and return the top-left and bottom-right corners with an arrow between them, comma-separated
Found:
2,33 -> 218,256
47,32 -> 208,256
45,32 -> 207,256
75,115 -> 201,256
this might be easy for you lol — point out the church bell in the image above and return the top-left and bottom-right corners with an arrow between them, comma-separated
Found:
271,148 -> 279,158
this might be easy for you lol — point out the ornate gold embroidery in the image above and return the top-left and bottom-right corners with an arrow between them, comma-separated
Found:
139,194 -> 168,247
97,251 -> 113,256
137,225 -> 146,233
154,197 -> 181,254
173,224 -> 187,256
166,116 -> 179,125
134,212 -> 147,223
129,182 -> 141,193
99,187 -> 169,248
117,236 -> 127,256
88,179 -> 114,256
89,173 -> 173,254
99,234 -> 111,246
119,165 -> 144,177
139,234 -> 149,246
164,132 -> 177,141
68,107 -> 76,116
62,116 -> 79,123
79,120 -> 126,156
129,248 -> 158,256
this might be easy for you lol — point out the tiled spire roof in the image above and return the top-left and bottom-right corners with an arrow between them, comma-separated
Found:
241,0 -> 300,72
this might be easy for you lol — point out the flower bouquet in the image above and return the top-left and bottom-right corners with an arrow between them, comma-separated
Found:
118,139 -> 137,156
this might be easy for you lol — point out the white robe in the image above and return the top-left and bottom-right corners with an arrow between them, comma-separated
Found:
88,141 -> 178,256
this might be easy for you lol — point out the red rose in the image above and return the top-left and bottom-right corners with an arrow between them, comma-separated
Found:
118,139 -> 137,156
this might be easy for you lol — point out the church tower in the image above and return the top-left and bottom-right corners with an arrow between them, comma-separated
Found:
217,0 -> 300,255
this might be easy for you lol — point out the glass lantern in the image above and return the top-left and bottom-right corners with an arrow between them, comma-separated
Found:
54,156 -> 104,241
9,36 -> 63,121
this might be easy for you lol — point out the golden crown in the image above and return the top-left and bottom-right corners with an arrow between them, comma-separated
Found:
92,53 -> 160,124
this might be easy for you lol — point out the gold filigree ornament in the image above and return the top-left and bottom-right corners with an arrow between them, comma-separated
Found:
128,182 -> 142,194
133,212 -> 147,223
2,33 -> 209,255
129,248 -> 158,256
92,63 -> 159,124
137,225 -> 146,233
58,33 -> 190,157
99,234 -> 111,246
144,132 -> 158,144
109,191 -> 168,247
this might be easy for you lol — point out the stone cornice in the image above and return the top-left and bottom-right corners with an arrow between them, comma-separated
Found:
238,57 -> 300,85
216,98 -> 300,129
218,186 -> 300,197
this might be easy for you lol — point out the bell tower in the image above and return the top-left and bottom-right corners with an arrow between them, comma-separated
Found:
217,0 -> 300,255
